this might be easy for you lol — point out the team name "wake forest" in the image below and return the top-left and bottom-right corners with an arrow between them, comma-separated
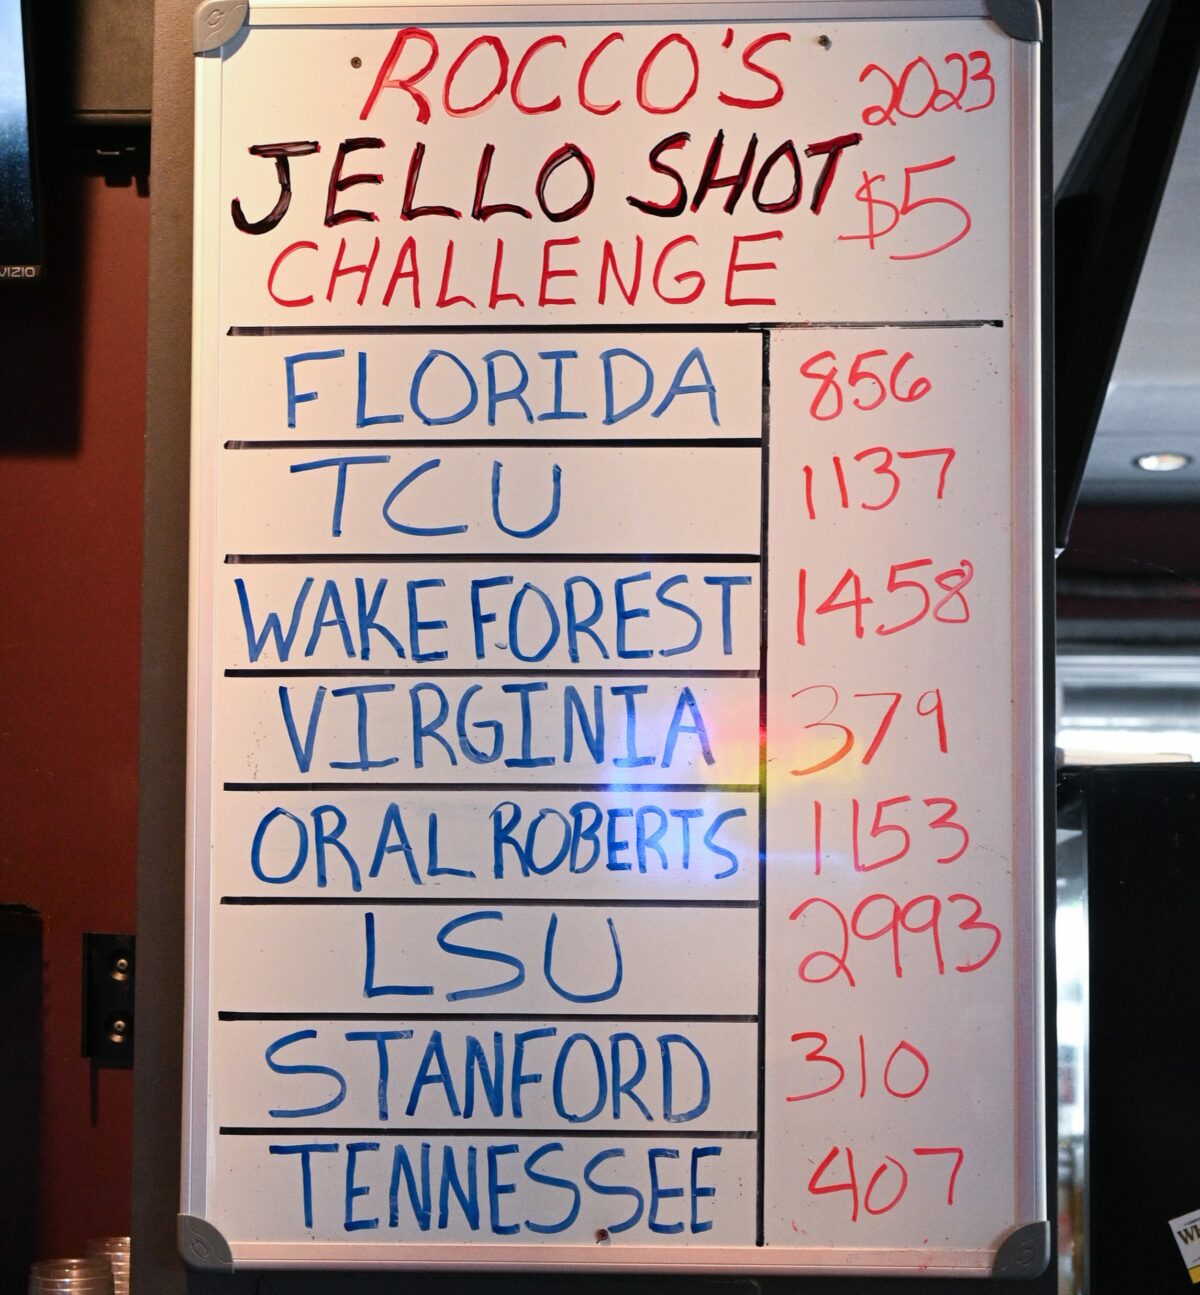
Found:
237,572 -> 753,665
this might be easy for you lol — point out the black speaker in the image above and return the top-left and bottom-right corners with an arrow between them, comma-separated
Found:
0,906 -> 42,1287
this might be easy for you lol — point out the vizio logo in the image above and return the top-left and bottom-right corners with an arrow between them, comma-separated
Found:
0,265 -> 41,279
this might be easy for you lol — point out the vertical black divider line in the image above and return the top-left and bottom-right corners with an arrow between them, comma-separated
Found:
756,327 -> 771,1248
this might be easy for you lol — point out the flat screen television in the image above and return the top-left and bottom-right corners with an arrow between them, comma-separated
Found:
0,0 -> 41,279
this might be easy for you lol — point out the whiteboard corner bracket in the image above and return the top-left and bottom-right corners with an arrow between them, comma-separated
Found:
986,0 -> 1042,41
194,1 -> 248,54
178,1214 -> 235,1273
993,1221 -> 1051,1279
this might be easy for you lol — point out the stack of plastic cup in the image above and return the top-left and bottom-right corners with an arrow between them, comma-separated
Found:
86,1238 -> 131,1295
28,1257 -> 114,1295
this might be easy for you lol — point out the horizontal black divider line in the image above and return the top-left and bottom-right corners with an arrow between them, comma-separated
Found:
224,668 -> 759,680
225,553 -> 762,565
225,438 -> 763,451
229,323 -> 766,337
228,321 -> 1003,337
220,897 -> 759,909
768,319 -> 1004,330
222,782 -> 761,794
218,1012 -> 757,1023
219,1127 -> 758,1140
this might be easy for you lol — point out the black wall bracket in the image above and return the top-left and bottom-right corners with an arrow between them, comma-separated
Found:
82,933 -> 135,1069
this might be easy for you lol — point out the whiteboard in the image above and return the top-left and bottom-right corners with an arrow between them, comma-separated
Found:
184,0 -> 1046,1277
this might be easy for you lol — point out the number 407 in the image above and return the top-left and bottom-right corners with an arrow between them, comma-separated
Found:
808,1144 -> 964,1221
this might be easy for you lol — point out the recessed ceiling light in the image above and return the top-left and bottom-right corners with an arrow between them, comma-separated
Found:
1134,451 -> 1193,473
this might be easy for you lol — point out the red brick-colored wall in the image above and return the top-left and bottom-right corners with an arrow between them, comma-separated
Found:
0,172 -> 148,1259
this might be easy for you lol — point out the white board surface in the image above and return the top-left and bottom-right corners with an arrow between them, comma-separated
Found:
185,0 -> 1045,1276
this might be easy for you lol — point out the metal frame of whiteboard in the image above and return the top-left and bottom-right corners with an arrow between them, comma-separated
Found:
184,0 -> 1044,1274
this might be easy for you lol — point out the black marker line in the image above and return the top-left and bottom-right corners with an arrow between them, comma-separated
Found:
756,330 -> 772,1249
225,438 -> 764,451
224,668 -> 759,680
220,896 -> 759,910
227,321 -> 1002,338
765,319 -> 1004,331
218,1011 -> 758,1024
222,782 -> 761,794
216,782 -> 755,792
219,1126 -> 758,1140
230,323 -> 767,337
225,552 -> 763,566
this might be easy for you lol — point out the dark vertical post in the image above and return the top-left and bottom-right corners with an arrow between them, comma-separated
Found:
132,1 -> 192,1291
1054,0 -> 1200,546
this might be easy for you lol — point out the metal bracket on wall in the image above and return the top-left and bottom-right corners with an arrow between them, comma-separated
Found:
81,933 -> 135,1069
